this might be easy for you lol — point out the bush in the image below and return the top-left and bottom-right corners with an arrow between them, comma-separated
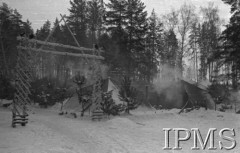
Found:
100,90 -> 125,116
0,75 -> 14,100
119,76 -> 139,114
73,74 -> 87,104
208,84 -> 230,104
30,78 -> 70,107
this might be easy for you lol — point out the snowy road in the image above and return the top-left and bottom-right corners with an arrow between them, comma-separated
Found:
0,107 -> 240,153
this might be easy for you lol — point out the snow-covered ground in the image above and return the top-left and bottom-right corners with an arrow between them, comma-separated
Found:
0,106 -> 239,153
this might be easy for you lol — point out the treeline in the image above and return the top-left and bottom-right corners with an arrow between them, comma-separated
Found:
217,0 -> 240,89
33,0 -> 224,84
0,3 -> 33,77
0,0 -> 239,89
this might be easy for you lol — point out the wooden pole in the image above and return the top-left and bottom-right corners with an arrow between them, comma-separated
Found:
17,46 -> 104,60
43,18 -> 64,45
60,14 -> 90,64
17,37 -> 102,54
214,99 -> 217,111
145,85 -> 149,101
235,99 -> 237,113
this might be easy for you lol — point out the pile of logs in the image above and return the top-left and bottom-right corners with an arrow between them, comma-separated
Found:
92,109 -> 104,121
12,112 -> 28,128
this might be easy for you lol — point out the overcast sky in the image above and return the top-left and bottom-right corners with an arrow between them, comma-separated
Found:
1,0 -> 231,31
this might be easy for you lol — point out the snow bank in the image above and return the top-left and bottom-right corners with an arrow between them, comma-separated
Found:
0,99 -> 12,107
180,107 -> 229,120
166,108 -> 180,114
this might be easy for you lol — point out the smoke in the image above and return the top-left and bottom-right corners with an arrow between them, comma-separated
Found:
229,90 -> 240,103
152,64 -> 185,108
99,64 -> 109,79
67,59 -> 109,85
153,64 -> 179,93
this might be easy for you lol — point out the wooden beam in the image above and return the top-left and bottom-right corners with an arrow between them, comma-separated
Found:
43,17 -> 64,45
60,14 -> 81,49
17,37 -> 103,54
17,46 -> 104,60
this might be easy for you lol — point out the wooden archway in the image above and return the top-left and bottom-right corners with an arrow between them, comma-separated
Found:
12,14 -> 104,127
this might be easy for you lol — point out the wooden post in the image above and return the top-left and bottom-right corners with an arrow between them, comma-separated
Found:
214,98 -> 217,111
235,99 -> 237,113
215,101 -> 217,111
145,85 -> 149,101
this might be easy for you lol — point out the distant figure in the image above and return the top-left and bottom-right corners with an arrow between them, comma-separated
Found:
41,91 -> 48,108
94,44 -> 99,50
20,32 -> 26,37
29,33 -> 35,39
204,99 -> 208,110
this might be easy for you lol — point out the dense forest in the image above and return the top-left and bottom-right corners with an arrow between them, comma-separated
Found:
0,0 -> 240,100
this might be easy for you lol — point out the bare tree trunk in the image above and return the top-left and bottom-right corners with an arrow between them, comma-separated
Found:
232,61 -> 237,89
180,36 -> 185,77
41,56 -> 43,79
196,48 -> 198,83
211,62 -> 214,82
209,63 -> 211,81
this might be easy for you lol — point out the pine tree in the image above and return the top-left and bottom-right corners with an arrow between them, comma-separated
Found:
119,76 -> 138,114
200,3 -> 221,81
36,20 -> 51,41
87,0 -> 105,45
145,9 -> 163,82
125,0 -> 148,75
0,3 -> 33,99
161,29 -> 178,68
68,0 -> 89,47
105,0 -> 148,77
101,90 -> 125,116
0,3 -> 25,75
22,19 -> 33,36
105,0 -> 129,73
146,9 -> 163,53
105,0 -> 127,32
60,24 -> 76,46
52,18 -> 63,43
219,0 -> 240,89
195,3 -> 222,81
99,33 -> 120,68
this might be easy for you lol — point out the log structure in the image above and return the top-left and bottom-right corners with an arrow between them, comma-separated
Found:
92,109 -> 104,121
12,14 -> 105,126
12,36 -> 104,127
16,37 -> 104,60
12,39 -> 34,127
